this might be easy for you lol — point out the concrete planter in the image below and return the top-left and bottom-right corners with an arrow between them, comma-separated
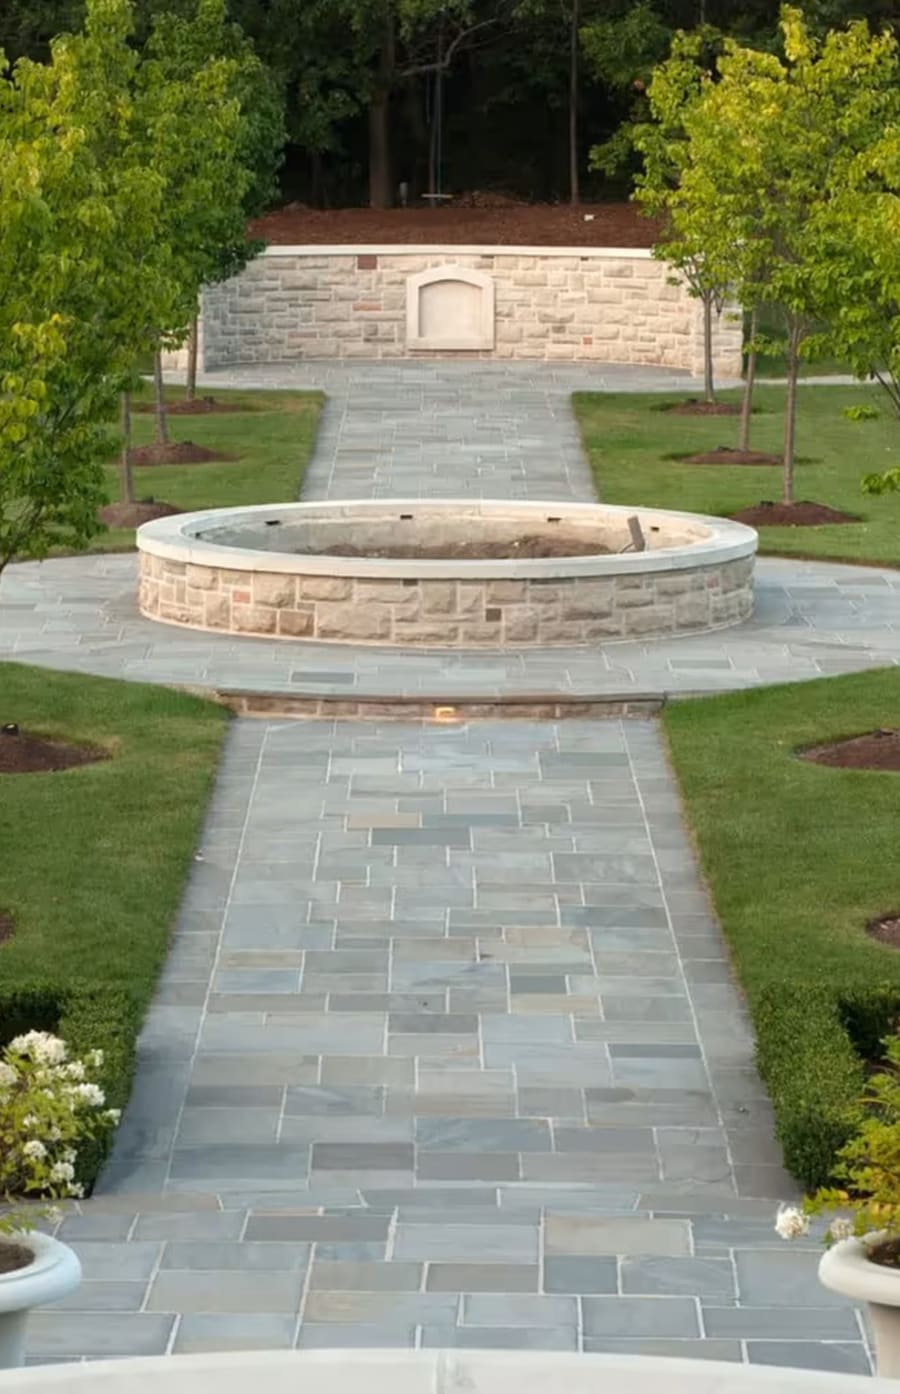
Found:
820,1234 -> 900,1378
0,1234 -> 81,1370
0,1351 -> 889,1394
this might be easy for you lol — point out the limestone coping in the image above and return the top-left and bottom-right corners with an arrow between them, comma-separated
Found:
136,500 -> 757,583
0,1349 -> 880,1392
260,244 -> 655,259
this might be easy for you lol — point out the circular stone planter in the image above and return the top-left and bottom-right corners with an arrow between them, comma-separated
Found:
137,500 -> 757,648
820,1234 -> 900,1378
0,1233 -> 81,1370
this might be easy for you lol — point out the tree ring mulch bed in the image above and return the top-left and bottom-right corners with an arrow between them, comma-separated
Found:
0,1243 -> 34,1276
0,729 -> 109,775
867,1238 -> 900,1268
0,910 -> 14,946
800,728 -> 900,772
868,913 -> 900,950
730,500 -> 858,527
99,501 -> 182,528
305,533 -> 613,561
134,397 -> 247,417
662,399 -> 742,417
683,448 -> 782,466
127,442 -> 238,467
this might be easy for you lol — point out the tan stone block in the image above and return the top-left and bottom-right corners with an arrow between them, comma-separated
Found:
315,602 -> 391,641
392,621 -> 460,645
421,582 -> 457,614
502,609 -> 539,643
204,593 -> 231,629
252,573 -> 297,608
456,582 -> 484,616
624,606 -> 673,636
356,579 -> 416,603
485,580 -> 527,603
139,580 -> 159,614
233,604 -> 277,635
186,564 -> 221,592
158,603 -> 194,625
218,569 -> 247,587
656,573 -> 700,597
581,617 -> 625,639
299,576 -> 353,601
277,608 -> 314,637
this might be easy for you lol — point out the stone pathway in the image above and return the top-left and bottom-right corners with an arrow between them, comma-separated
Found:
8,361 -> 882,1372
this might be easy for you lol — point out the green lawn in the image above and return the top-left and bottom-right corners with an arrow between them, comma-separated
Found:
574,384 -> 900,567
0,662 -> 226,1179
95,382 -> 323,551
665,668 -> 900,1185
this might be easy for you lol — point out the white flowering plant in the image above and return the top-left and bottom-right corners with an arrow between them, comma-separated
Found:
0,1031 -> 120,1235
776,1035 -> 900,1259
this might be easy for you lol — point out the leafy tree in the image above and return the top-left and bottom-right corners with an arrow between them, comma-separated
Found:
0,0 -> 175,568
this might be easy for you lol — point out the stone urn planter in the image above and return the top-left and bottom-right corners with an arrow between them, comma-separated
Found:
820,1233 -> 900,1377
0,1233 -> 81,1370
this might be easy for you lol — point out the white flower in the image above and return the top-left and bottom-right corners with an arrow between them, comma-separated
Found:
71,1083 -> 105,1107
49,1161 -> 75,1184
22,1140 -> 47,1161
829,1217 -> 855,1242
62,1148 -> 76,1165
64,1061 -> 85,1081
0,1062 -> 16,1088
48,1126 -> 62,1142
775,1205 -> 810,1240
104,1109 -> 121,1125
69,1182 -> 85,1199
21,1115 -> 38,1130
87,1050 -> 104,1069
8,1032 -> 67,1065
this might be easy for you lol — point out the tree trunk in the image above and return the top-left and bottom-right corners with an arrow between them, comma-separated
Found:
569,0 -> 580,206
120,391 -> 134,505
153,349 -> 169,448
702,293 -> 715,403
782,321 -> 801,504
186,313 -> 199,402
739,307 -> 758,453
368,15 -> 395,209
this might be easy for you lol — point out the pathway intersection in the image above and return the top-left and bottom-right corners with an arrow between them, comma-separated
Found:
1,362 -> 885,1371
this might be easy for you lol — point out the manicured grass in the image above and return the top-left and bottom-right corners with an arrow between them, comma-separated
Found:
664,668 -> 900,1185
0,662 -> 227,1179
95,382 -> 323,552
574,384 -> 900,567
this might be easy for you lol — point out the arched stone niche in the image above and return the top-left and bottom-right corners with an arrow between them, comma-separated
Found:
405,265 -> 495,351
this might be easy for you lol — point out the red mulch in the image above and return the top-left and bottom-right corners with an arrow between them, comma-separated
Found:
0,1243 -> 34,1276
802,728 -> 900,773
730,500 -> 857,527
128,442 -> 237,468
0,911 -> 13,946
684,448 -> 781,466
868,914 -> 900,950
134,397 -> 244,417
0,729 -> 108,775
250,201 -> 659,248
664,400 -> 741,417
315,534 -> 611,561
99,501 -> 182,528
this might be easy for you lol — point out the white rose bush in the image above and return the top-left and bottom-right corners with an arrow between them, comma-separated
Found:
0,1031 -> 120,1233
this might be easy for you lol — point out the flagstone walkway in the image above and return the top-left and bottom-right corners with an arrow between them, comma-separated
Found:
5,362 -> 883,1373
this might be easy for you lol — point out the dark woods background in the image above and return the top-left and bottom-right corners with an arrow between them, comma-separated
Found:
3,0 -> 898,208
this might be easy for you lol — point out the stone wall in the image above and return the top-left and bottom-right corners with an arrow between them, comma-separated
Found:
190,245 -> 742,376
138,550 -> 754,648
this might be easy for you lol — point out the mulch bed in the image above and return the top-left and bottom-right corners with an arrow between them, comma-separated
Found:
866,1238 -> 900,1268
664,400 -> 741,417
128,442 -> 237,468
684,448 -> 781,466
309,534 -> 612,561
0,728 -> 108,775
134,397 -> 245,417
249,200 -> 659,248
801,728 -> 900,773
0,911 -> 13,946
0,1243 -> 34,1276
730,500 -> 857,527
868,914 -> 900,950
99,501 -> 182,528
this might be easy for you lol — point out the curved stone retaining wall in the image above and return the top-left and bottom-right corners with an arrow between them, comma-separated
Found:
137,503 -> 757,649
179,245 -> 743,377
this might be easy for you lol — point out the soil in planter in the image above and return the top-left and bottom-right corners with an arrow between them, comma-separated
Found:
133,397 -> 246,417
127,442 -> 237,467
0,1243 -> 34,1276
868,913 -> 900,949
0,728 -> 108,775
801,728 -> 900,772
730,500 -> 858,527
867,1237 -> 900,1268
99,500 -> 182,528
663,399 -> 741,417
303,533 -> 614,561
683,447 -> 781,466
0,911 -> 14,946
